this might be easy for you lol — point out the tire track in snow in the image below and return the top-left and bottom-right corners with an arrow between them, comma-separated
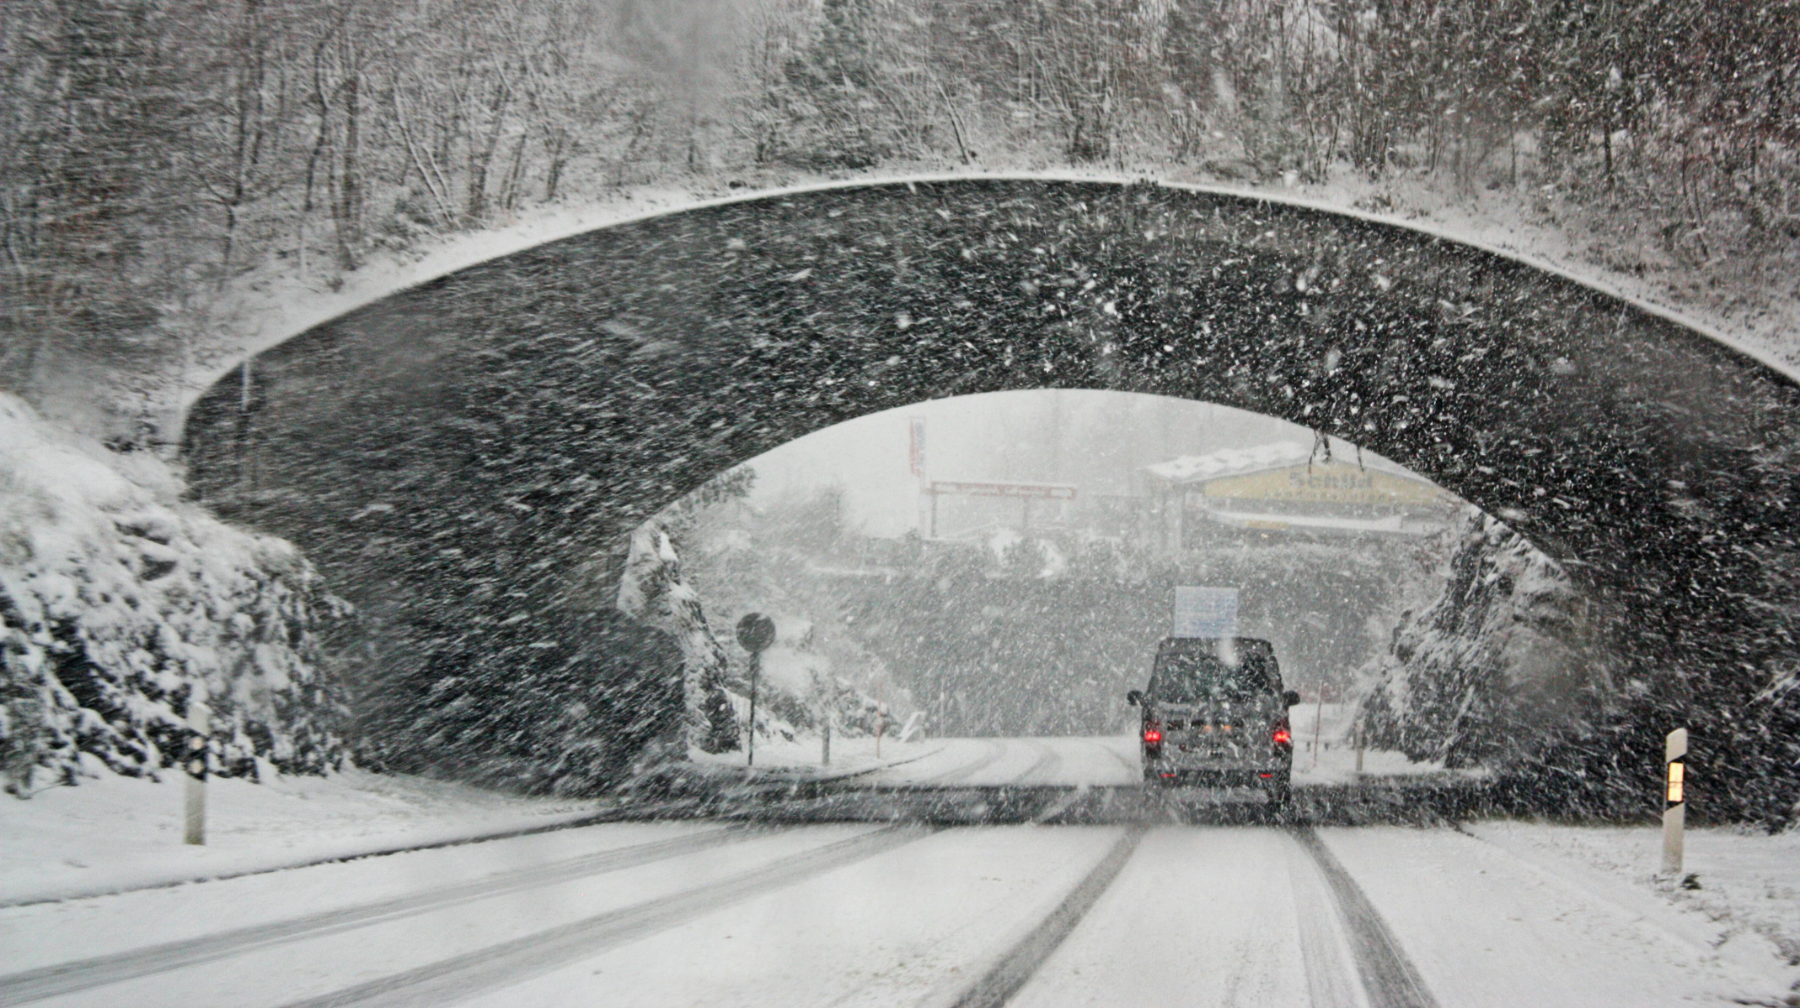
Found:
919,740 -> 1007,785
1096,737 -> 1141,777
0,824 -> 765,1005
944,825 -> 1147,1008
1291,826 -> 1439,1008
1014,741 -> 1064,786
272,824 -> 935,1008
1285,832 -> 1371,1008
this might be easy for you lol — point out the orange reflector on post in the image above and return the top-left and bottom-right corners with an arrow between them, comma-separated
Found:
1662,728 -> 1688,877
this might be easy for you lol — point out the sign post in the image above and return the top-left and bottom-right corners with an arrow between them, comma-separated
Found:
735,613 -> 776,768
184,701 -> 210,846
1311,700 -> 1324,769
1662,727 -> 1687,876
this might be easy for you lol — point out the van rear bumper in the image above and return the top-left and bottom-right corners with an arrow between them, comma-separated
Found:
1145,767 -> 1286,786
1142,752 -> 1290,786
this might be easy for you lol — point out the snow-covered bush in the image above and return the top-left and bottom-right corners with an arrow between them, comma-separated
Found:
0,395 -> 347,796
1358,507 -> 1598,768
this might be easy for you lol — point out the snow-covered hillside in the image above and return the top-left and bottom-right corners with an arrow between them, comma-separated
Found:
0,395 -> 346,796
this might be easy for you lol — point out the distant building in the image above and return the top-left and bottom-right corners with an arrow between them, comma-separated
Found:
1142,441 -> 1456,554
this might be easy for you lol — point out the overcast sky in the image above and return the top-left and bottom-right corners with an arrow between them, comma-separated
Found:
744,391 -> 1339,537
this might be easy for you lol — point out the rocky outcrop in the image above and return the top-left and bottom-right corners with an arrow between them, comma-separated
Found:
0,395 -> 347,796
1358,507 -> 1597,768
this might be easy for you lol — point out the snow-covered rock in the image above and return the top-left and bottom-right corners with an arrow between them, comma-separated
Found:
617,522 -> 737,754
0,395 -> 347,796
1358,507 -> 1594,768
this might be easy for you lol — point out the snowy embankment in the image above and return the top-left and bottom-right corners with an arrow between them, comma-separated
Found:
0,769 -> 602,906
618,519 -> 903,769
0,394 -> 345,792
1358,508 -> 1591,770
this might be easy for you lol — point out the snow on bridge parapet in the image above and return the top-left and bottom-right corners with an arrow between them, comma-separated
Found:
168,170 -> 1800,448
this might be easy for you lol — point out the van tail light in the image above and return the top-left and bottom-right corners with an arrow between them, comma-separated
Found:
1272,722 -> 1292,747
1143,725 -> 1163,744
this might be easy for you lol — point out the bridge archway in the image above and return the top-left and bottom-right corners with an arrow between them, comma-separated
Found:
183,178 -> 1800,817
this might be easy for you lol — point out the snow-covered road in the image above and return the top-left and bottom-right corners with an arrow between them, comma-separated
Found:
3,740 -> 1792,1008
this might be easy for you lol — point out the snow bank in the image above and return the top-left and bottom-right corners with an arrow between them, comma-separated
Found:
1286,702 -> 1462,786
0,394 -> 347,794
619,520 -> 901,765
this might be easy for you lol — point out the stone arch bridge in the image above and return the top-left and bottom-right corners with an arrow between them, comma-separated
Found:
183,178 -> 1800,819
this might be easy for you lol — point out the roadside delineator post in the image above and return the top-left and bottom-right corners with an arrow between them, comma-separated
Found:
1310,695 -> 1324,769
817,670 -> 833,766
184,701 -> 210,846
1662,727 -> 1687,876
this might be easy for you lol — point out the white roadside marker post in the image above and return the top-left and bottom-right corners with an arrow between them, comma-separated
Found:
184,702 -> 210,846
1662,727 -> 1687,876
1311,697 -> 1323,769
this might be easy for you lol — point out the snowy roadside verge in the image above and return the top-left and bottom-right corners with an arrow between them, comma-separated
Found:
0,769 -> 606,907
1466,821 -> 1800,991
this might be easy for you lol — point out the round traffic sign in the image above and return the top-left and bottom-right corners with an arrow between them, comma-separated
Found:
735,612 -> 776,653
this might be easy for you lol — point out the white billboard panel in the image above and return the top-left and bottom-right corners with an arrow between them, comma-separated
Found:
1173,586 -> 1239,638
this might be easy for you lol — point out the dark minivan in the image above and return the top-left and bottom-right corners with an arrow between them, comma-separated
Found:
1128,637 -> 1299,804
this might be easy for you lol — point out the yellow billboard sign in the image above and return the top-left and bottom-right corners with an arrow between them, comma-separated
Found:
1193,462 -> 1444,507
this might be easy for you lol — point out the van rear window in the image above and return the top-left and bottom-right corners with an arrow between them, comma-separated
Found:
1150,651 -> 1277,703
